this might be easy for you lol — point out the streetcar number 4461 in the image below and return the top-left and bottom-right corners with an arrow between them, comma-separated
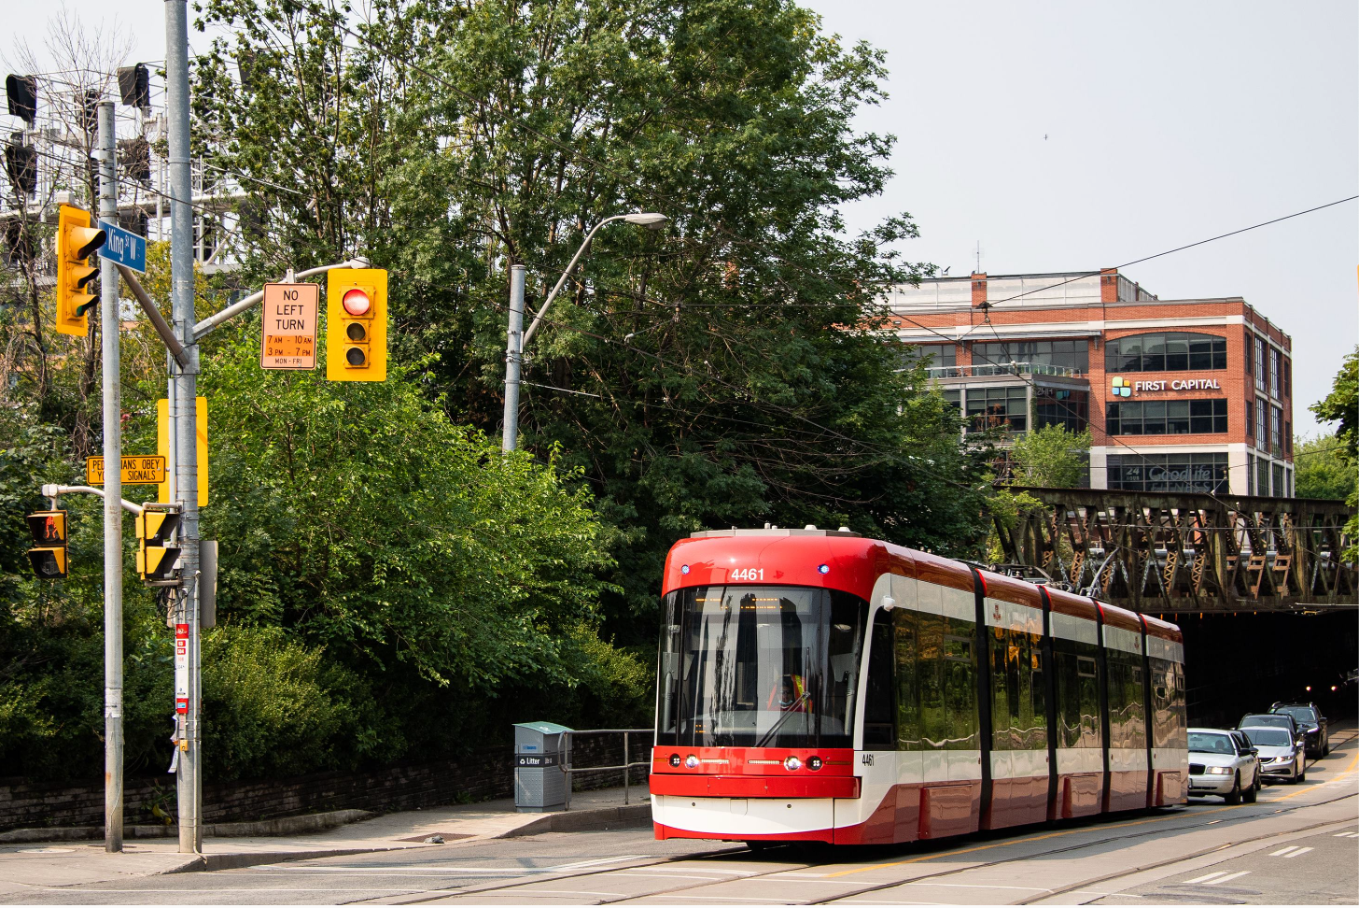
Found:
730,568 -> 764,581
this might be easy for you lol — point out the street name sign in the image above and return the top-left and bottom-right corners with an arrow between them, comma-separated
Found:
86,455 -> 167,485
260,282 -> 318,370
98,220 -> 147,273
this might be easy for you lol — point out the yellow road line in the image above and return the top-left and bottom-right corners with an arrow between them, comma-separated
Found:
828,744 -> 1358,879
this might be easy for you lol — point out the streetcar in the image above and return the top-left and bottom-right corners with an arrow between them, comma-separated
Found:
650,527 -> 1188,845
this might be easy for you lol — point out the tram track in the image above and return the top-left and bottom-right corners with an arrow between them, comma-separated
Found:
369,729 -> 1357,906
371,790 -> 1355,905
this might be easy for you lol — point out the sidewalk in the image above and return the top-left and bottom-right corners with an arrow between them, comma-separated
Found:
0,782 -> 651,897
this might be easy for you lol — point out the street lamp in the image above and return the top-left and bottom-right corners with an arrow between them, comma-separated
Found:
502,212 -> 668,452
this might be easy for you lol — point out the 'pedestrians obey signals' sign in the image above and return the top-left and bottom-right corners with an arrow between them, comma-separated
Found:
86,455 -> 167,485
260,282 -> 318,370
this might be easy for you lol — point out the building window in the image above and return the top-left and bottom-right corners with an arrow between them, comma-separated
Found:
902,343 -> 957,371
1285,421 -> 1291,454
1270,348 -> 1280,399
1270,406 -> 1281,455
942,389 -> 961,411
1283,357 -> 1290,398
1105,399 -> 1227,436
973,340 -> 1088,373
1254,337 -> 1266,392
1245,333 -> 1253,379
1107,453 -> 1229,494
1273,463 -> 1285,498
1035,388 -> 1089,431
965,386 -> 1027,433
1257,456 -> 1271,495
1104,332 -> 1226,373
1256,398 -> 1267,447
1246,453 -> 1255,495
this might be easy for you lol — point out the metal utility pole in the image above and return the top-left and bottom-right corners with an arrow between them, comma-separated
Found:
166,0 -> 202,854
96,100 -> 124,854
502,213 -> 666,453
502,265 -> 525,452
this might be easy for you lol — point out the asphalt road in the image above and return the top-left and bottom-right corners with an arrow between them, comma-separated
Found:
9,728 -> 1355,906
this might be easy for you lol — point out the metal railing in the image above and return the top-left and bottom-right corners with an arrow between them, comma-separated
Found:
926,362 -> 1084,379
558,728 -> 651,810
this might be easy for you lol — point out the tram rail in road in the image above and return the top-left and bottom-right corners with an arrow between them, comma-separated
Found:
5,727 -> 1352,905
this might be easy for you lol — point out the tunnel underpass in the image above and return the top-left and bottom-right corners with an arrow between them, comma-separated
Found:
1176,608 -> 1357,728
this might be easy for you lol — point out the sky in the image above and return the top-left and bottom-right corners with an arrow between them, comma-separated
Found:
6,0 -> 1357,433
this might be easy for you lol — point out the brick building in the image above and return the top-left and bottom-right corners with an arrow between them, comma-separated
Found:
888,269 -> 1294,496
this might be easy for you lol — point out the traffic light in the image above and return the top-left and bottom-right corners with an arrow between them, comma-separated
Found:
136,505 -> 181,583
326,268 -> 387,381
26,510 -> 68,579
55,204 -> 106,336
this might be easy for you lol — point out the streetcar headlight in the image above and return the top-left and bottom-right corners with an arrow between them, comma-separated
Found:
685,754 -> 700,769
784,755 -> 802,771
681,564 -> 690,575
817,564 -> 830,575
1205,766 -> 1231,775
808,756 -> 823,771
669,753 -> 681,767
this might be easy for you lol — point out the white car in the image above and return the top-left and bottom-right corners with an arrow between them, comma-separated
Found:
1187,727 -> 1260,803
1241,725 -> 1306,784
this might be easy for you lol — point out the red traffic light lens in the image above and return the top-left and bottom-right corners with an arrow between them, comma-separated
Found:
342,288 -> 372,317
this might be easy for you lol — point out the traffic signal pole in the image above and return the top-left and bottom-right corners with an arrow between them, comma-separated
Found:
166,0 -> 202,854
96,100 -> 125,854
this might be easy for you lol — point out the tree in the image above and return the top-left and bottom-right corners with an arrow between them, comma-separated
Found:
1007,424 -> 1093,489
191,0 -> 993,646
1309,349 -> 1358,561
1294,435 -> 1357,501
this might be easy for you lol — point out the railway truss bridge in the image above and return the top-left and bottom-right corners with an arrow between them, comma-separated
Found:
995,488 -> 1356,614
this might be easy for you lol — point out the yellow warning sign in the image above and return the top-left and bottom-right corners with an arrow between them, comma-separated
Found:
86,455 -> 167,485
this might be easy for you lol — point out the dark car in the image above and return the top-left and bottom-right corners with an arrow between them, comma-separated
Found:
1272,702 -> 1329,757
1238,713 -> 1301,745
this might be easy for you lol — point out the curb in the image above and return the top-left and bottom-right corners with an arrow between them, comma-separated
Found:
0,809 -> 375,845
167,845 -> 427,874
498,803 -> 651,837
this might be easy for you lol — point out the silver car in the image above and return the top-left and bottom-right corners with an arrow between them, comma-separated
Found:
1242,725 -> 1306,783
1187,728 -> 1260,803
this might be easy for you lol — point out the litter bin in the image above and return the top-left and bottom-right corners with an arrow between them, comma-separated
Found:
514,721 -> 572,812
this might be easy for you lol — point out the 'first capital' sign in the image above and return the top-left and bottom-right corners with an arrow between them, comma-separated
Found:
260,282 -> 319,370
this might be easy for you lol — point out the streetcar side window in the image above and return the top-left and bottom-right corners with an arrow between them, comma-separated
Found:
863,611 -> 896,749
1106,649 -> 1147,751
943,618 -> 980,751
989,615 -> 1047,752
1148,655 -> 1186,750
894,608 -> 921,750
1053,636 -> 1102,748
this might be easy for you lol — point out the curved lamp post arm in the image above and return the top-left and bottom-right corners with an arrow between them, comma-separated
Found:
520,216 -> 628,351
192,257 -> 370,341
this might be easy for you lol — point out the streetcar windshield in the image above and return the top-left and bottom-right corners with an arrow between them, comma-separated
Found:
656,585 -> 866,748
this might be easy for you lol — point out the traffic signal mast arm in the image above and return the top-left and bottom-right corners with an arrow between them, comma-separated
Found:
114,264 -> 189,370
192,257 -> 370,341
40,483 -> 145,516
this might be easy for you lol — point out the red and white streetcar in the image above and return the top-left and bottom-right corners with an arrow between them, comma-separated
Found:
650,527 -> 1188,845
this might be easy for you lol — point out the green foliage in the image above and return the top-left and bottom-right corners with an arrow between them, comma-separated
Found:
191,0 -> 994,647
1294,435 -> 1357,501
1309,349 -> 1359,561
1311,349 -> 1358,461
1007,424 -> 1093,489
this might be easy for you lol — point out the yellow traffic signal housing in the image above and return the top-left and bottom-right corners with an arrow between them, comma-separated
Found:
55,204 -> 106,337
327,268 -> 387,381
136,506 -> 182,583
26,510 -> 68,579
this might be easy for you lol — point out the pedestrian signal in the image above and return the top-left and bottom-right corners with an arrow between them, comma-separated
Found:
136,505 -> 181,583
327,269 -> 387,381
55,204 -> 106,336
26,509 -> 68,579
